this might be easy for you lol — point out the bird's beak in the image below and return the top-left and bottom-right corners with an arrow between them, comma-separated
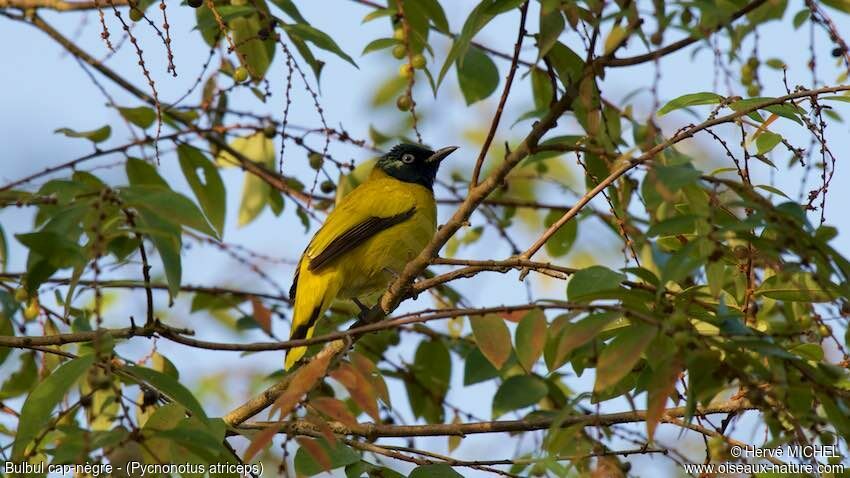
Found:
426,146 -> 459,163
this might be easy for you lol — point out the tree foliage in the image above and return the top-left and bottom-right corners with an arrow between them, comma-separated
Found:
1,0 -> 850,476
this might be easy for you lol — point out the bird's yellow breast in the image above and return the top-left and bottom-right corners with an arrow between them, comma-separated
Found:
305,168 -> 437,299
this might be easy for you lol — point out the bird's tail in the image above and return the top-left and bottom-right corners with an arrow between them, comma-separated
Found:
285,273 -> 340,371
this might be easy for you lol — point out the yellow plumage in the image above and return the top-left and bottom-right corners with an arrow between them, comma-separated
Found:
285,167 -> 437,370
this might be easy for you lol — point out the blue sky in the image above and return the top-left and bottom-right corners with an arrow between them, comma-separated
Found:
1,1 -> 849,475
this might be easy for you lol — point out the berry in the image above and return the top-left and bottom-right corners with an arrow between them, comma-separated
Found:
233,66 -> 249,83
392,45 -> 407,60
399,63 -> 414,79
187,0 -> 203,8
396,95 -> 412,111
411,54 -> 426,69
142,388 -> 160,407
832,47 -> 845,57
650,31 -> 663,46
129,8 -> 144,22
308,153 -> 324,170
819,324 -> 831,338
14,287 -> 28,303
263,123 -> 277,138
320,180 -> 336,194
393,27 -> 406,41
258,28 -> 269,41
23,299 -> 39,320
747,84 -> 760,97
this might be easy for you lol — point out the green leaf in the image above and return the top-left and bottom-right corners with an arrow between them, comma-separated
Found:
515,309 -> 547,372
269,0 -> 307,23
54,125 -> 111,143
456,46 -> 499,105
657,92 -> 723,116
16,231 -> 86,269
821,95 -> 850,103
754,184 -> 790,199
653,163 -> 701,191
437,0 -> 524,87
0,353 -> 38,399
361,37 -> 398,55
538,8 -> 564,58
231,14 -> 275,82
463,347 -> 501,385
545,312 -> 618,371
126,365 -> 208,423
177,145 -> 226,236
294,438 -> 360,475
492,375 -> 548,417
409,464 -> 464,478
126,157 -> 168,188
647,215 -> 698,237
282,23 -> 357,67
12,354 -> 95,460
118,106 -> 156,129
594,325 -> 656,392
756,273 -> 834,302
755,131 -> 782,155
417,0 -> 450,32
546,41 -> 584,88
120,185 -> 218,239
567,266 -> 626,301
218,133 -> 275,227
543,210 -> 577,257
531,67 -> 554,110
470,314 -> 512,369
136,210 -> 182,298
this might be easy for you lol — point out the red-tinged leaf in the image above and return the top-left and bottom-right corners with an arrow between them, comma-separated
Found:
350,351 -> 390,405
550,313 -> 618,371
594,325 -> 657,392
498,309 -> 526,323
646,357 -> 683,442
515,309 -> 547,372
297,437 -> 332,473
305,413 -> 337,444
243,424 -> 278,462
311,396 -> 359,428
270,351 -> 332,419
470,314 -> 512,370
330,363 -> 379,421
250,296 -> 272,334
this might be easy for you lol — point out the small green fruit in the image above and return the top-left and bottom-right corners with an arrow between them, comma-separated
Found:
819,324 -> 831,338
308,153 -> 324,170
746,84 -> 760,97
263,123 -> 277,138
411,54 -> 426,69
233,66 -> 249,83
320,180 -> 336,194
399,63 -> 414,79
396,95 -> 412,111
393,27 -> 406,41
129,8 -> 144,22
650,31 -> 663,46
392,45 -> 407,60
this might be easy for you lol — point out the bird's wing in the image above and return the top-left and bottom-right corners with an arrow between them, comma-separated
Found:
308,207 -> 415,272
303,176 -> 420,272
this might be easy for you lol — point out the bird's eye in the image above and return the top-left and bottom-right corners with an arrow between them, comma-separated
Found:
401,153 -> 415,164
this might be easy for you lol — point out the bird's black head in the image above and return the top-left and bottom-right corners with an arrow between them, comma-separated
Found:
376,143 -> 458,190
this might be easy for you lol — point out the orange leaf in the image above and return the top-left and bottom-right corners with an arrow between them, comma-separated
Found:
330,362 -> 380,421
250,296 -> 272,334
243,424 -> 278,462
470,314 -> 512,369
350,351 -> 390,405
515,309 -> 547,372
646,357 -> 683,442
498,310 -> 526,323
270,351 -> 332,419
297,437 -> 332,473
311,396 -> 359,428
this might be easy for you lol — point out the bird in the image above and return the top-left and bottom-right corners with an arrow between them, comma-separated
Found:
285,143 -> 458,370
